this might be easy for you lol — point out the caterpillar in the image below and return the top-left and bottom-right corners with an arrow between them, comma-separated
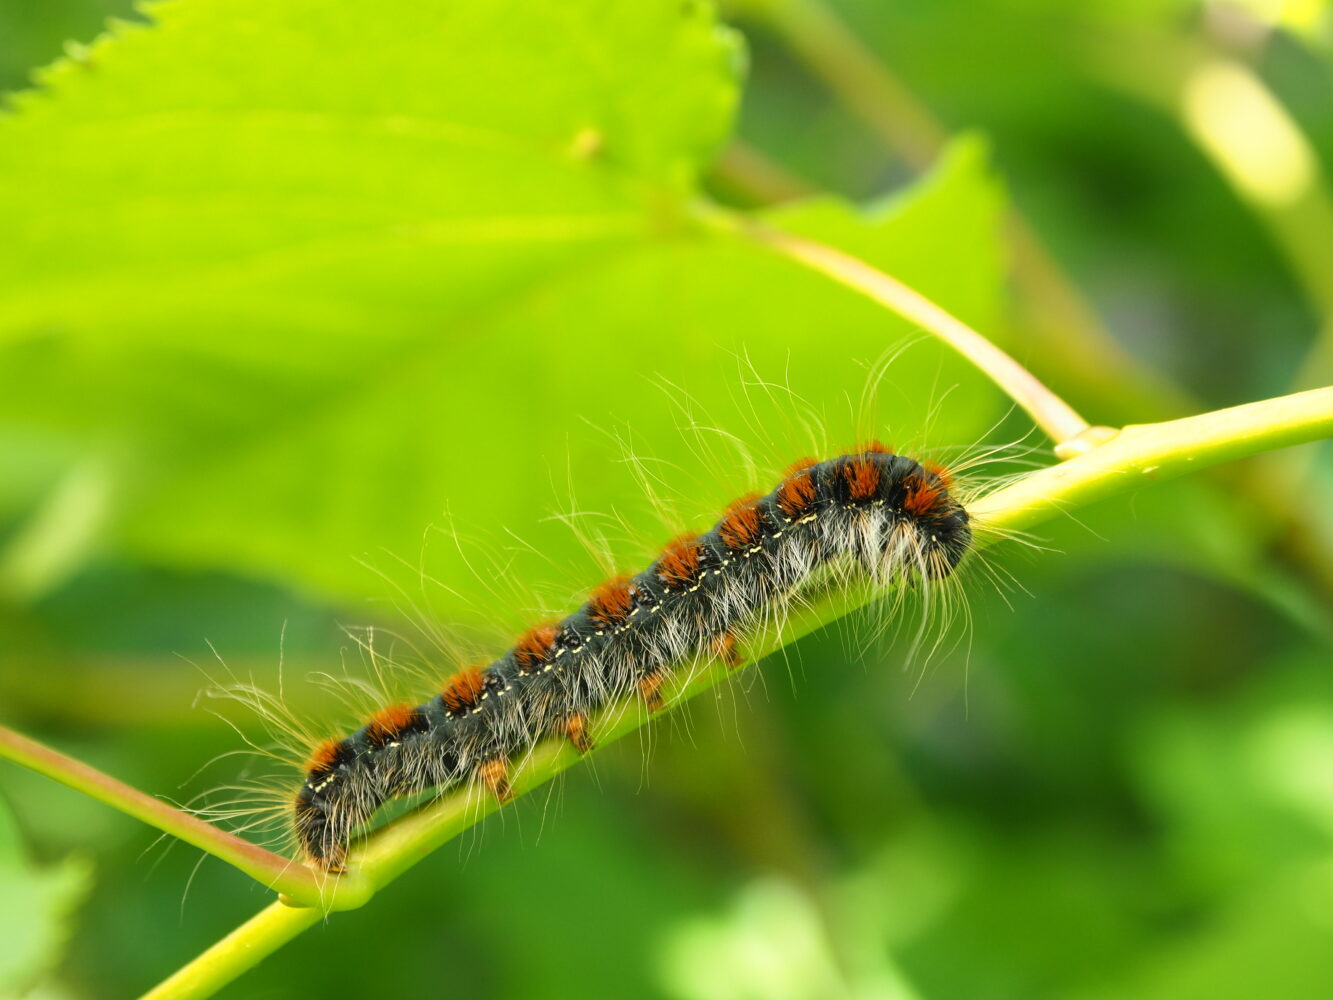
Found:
292,443 -> 972,871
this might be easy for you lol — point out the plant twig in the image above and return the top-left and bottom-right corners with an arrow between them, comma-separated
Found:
746,0 -> 946,169
140,384 -> 1333,999
138,902 -> 322,1000
0,726 -> 358,906
966,387 -> 1333,527
710,209 -> 1109,453
712,139 -> 813,205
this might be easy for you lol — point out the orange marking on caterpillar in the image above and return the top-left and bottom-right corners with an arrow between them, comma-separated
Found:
305,739 -> 344,778
858,440 -> 892,454
441,667 -> 487,713
478,758 -> 513,803
776,467 -> 817,518
903,476 -> 943,516
588,575 -> 634,627
842,455 -> 880,501
364,703 -> 422,746
718,493 -> 764,550
657,534 -> 702,588
922,460 -> 953,491
514,622 -> 561,672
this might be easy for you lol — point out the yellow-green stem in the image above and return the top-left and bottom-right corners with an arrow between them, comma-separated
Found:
706,208 -> 1106,452
0,726 -> 353,906
139,903 -> 322,1000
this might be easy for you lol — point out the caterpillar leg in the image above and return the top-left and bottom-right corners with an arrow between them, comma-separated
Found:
478,757 -> 513,803
712,632 -> 742,669
637,672 -> 665,713
563,713 -> 595,754
295,794 -> 350,873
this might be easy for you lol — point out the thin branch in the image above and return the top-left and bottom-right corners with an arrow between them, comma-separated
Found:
141,384 -> 1333,999
967,387 -> 1333,528
749,0 -> 946,170
711,139 -> 814,205
138,902 -> 322,1000
708,208 -> 1107,452
0,726 -> 362,907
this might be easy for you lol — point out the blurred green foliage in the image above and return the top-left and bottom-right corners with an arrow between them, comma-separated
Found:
1,0 -> 1331,998
0,795 -> 90,996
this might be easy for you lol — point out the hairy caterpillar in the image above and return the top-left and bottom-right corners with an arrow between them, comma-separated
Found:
292,443 -> 971,871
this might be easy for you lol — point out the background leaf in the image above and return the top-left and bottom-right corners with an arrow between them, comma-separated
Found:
0,792 -> 91,995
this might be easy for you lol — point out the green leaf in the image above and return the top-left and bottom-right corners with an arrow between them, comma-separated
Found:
0,0 -> 139,94
0,793 -> 92,995
2,0 -> 741,335
0,1 -> 1008,625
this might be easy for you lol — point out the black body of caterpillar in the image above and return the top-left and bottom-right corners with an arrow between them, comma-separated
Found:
295,448 -> 971,870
